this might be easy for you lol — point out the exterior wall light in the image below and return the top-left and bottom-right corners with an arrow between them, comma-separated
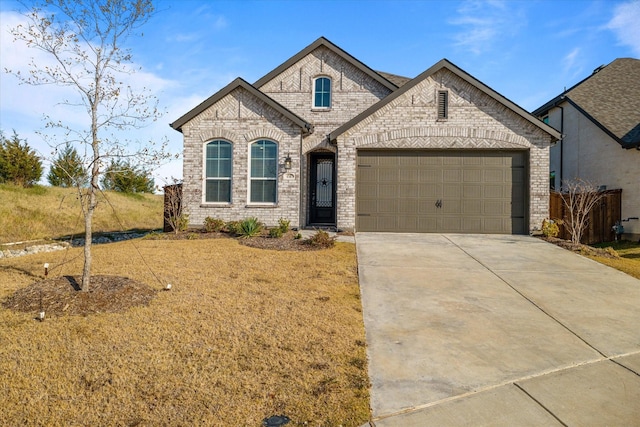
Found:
284,154 -> 292,170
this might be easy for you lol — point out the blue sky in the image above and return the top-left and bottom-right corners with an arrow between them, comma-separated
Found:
1,0 -> 639,185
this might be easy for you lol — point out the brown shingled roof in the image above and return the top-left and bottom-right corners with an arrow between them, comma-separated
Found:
376,71 -> 412,87
534,58 -> 640,148
568,58 -> 640,147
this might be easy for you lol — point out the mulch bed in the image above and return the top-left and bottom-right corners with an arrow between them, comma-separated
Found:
540,236 -> 619,258
2,275 -> 157,318
148,230 -> 331,251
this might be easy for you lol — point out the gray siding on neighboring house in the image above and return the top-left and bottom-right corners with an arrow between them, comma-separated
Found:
335,68 -> 553,233
547,102 -> 640,239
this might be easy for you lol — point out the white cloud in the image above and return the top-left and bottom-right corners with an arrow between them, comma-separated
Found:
449,0 -> 525,55
606,1 -> 640,56
562,47 -> 584,79
0,10 -> 182,181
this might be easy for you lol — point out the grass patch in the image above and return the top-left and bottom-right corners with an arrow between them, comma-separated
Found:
589,240 -> 640,279
0,239 -> 369,426
0,184 -> 163,243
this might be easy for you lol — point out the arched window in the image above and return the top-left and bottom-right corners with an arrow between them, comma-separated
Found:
249,140 -> 278,203
313,76 -> 331,108
204,140 -> 232,203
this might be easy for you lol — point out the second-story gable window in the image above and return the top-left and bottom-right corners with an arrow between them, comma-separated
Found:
313,76 -> 331,109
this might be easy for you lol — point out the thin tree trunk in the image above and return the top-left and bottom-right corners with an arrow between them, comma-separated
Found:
81,193 -> 93,291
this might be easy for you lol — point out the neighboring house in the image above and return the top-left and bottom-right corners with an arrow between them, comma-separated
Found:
533,58 -> 640,240
171,37 -> 559,234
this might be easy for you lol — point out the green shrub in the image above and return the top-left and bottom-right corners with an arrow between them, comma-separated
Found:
305,230 -> 335,248
237,217 -> 263,238
269,227 -> 283,238
203,217 -> 225,233
102,159 -> 154,193
278,218 -> 290,233
294,232 -> 302,240
225,220 -> 242,235
176,213 -> 189,232
0,130 -> 42,187
47,143 -> 87,187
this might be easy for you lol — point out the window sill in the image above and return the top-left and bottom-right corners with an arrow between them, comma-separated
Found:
311,108 -> 332,112
245,203 -> 278,208
200,203 -> 232,208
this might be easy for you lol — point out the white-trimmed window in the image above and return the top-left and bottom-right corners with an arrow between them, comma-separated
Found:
249,140 -> 278,204
313,76 -> 331,108
204,140 -> 232,203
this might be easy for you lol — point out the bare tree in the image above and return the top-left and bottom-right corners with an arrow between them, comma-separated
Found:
559,179 -> 606,244
7,0 -> 168,291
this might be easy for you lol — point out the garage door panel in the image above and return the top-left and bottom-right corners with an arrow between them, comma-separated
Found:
463,217 -> 482,232
418,199 -> 439,214
463,169 -> 482,183
463,200 -> 482,215
484,169 -> 505,182
463,184 -> 482,199
379,184 -> 397,198
485,200 -> 508,215
400,169 -> 418,182
443,169 -> 462,182
379,169 -> 398,181
484,184 -> 506,198
441,217 -> 462,232
358,168 -> 377,182
377,200 -> 397,213
484,218 -> 507,233
356,150 -> 528,234
420,183 -> 441,198
398,183 -> 418,198
420,170 -> 441,183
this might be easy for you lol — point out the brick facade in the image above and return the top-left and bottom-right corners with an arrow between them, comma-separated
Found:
175,38 -> 556,234
335,69 -> 552,232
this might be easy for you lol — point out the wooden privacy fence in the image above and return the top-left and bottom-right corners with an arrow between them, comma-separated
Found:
549,189 -> 622,244
163,183 -> 183,232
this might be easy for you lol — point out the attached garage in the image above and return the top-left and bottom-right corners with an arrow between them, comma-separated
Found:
356,150 -> 528,234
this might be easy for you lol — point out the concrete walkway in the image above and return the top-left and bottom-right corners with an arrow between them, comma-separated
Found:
356,233 -> 640,426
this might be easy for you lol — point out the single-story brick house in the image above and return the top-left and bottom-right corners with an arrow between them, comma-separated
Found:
170,37 -> 560,234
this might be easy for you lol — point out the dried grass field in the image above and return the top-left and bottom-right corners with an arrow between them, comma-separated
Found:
0,238 -> 370,426
0,184 -> 163,244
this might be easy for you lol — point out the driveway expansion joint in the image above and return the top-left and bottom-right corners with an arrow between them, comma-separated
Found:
442,235 -> 608,358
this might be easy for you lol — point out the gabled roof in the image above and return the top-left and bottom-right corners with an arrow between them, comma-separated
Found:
170,78 -> 313,133
329,59 -> 561,142
533,58 -> 640,149
253,36 -> 399,92
376,71 -> 412,87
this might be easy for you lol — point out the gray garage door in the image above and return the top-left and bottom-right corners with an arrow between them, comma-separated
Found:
356,150 -> 528,234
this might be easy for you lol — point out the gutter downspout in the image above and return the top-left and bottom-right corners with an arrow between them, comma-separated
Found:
558,104 -> 564,188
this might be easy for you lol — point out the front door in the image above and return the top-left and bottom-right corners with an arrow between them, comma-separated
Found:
309,153 -> 336,225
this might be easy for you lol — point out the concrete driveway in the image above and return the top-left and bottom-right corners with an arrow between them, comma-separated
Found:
356,233 -> 640,426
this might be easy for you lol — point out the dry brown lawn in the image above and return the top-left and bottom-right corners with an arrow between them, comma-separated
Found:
0,238 -> 370,426
588,240 -> 640,280
0,184 -> 163,244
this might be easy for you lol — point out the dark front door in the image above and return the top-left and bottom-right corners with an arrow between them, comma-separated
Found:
309,153 -> 336,225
